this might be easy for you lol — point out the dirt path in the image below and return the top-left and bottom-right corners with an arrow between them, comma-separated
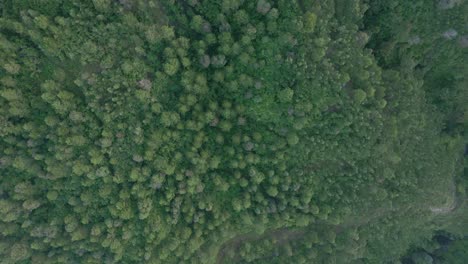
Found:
429,177 -> 458,214
216,175 -> 460,263
214,205 -> 396,263
215,227 -> 307,264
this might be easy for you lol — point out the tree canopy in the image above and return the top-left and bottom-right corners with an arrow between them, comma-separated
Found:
0,0 -> 467,263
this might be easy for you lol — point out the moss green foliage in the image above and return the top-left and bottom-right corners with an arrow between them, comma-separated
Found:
0,0 -> 466,263
400,233 -> 468,264
436,238 -> 468,263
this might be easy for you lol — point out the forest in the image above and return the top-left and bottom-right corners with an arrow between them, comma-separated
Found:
0,0 -> 467,263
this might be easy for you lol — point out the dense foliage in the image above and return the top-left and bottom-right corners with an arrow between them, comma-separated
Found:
0,0 -> 466,263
